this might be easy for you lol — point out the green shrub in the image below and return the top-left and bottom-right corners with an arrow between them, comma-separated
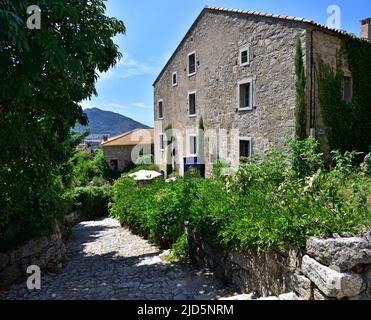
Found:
165,233 -> 190,262
188,146 -> 370,251
135,154 -> 154,166
108,138 -> 370,253
70,185 -> 112,221
152,179 -> 188,246
109,176 -> 164,238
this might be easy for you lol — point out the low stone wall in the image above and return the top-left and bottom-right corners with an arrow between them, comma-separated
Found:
187,230 -> 371,300
0,224 -> 66,288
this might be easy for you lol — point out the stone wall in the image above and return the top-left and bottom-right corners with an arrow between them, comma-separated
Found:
102,145 -> 148,172
187,229 -> 371,300
0,224 -> 66,288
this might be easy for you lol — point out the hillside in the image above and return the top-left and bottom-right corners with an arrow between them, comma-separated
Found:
77,108 -> 149,136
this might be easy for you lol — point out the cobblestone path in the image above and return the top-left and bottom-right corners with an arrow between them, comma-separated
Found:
6,218 -> 233,300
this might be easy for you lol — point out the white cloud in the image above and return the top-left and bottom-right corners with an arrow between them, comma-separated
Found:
98,53 -> 156,81
109,102 -> 128,109
131,102 -> 152,109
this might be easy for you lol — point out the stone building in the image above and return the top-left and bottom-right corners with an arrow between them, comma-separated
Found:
102,128 -> 154,171
153,6 -> 371,177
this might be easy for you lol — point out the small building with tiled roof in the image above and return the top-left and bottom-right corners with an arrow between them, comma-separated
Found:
102,128 -> 154,171
153,6 -> 371,177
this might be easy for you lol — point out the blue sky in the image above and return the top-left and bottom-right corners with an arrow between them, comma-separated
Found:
82,0 -> 371,127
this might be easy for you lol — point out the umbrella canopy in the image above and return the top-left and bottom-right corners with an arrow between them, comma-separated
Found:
128,170 -> 162,181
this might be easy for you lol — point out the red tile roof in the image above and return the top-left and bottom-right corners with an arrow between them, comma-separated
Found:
101,128 -> 154,147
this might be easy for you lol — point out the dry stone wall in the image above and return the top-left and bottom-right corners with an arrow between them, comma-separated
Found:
0,224 -> 66,288
188,229 -> 371,300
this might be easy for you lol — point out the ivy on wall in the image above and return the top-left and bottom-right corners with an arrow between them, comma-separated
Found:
318,37 -> 371,157
295,37 -> 307,140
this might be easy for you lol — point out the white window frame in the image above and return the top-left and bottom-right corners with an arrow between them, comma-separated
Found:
238,137 -> 252,163
239,45 -> 250,67
188,90 -> 197,117
159,133 -> 165,151
172,72 -> 178,87
188,51 -> 197,77
188,134 -> 197,157
237,79 -> 253,111
158,99 -> 164,120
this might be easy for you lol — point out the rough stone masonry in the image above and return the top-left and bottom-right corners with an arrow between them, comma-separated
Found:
188,230 -> 371,300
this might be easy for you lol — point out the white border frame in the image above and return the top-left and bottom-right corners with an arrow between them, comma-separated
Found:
188,51 -> 197,77
239,45 -> 250,67
188,90 -> 197,117
188,134 -> 197,157
237,79 -> 253,111
238,137 -> 252,163
158,99 -> 164,120
159,133 -> 165,151
172,72 -> 178,87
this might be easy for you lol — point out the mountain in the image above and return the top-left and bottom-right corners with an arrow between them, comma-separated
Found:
77,108 -> 149,136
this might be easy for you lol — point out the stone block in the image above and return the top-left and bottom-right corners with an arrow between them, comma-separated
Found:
289,274 -> 313,300
306,236 -> 371,271
313,288 -> 330,300
302,255 -> 364,299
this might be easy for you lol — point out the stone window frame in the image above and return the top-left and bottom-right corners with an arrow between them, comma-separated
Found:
158,99 -> 164,120
159,133 -> 165,151
188,90 -> 197,117
172,72 -> 178,87
188,134 -> 197,157
237,78 -> 254,111
188,51 -> 197,77
239,45 -> 250,67
238,137 -> 253,163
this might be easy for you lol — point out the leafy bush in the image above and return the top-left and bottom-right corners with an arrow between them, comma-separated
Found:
191,142 -> 370,251
69,185 -> 112,221
108,138 -> 370,254
135,154 -> 154,166
109,176 -> 187,247
165,234 -> 190,262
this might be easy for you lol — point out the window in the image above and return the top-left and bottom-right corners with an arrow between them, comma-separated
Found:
238,79 -> 253,111
188,52 -> 196,76
239,138 -> 252,163
158,100 -> 163,119
239,46 -> 250,66
188,91 -> 196,116
172,72 -> 177,86
110,159 -> 118,171
343,76 -> 352,102
189,135 -> 197,156
159,133 -> 164,151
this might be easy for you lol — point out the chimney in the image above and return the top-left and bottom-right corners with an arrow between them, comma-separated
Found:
103,135 -> 108,142
360,18 -> 371,40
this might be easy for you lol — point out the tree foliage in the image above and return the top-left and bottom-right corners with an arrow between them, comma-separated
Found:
295,37 -> 307,140
0,0 -> 125,250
